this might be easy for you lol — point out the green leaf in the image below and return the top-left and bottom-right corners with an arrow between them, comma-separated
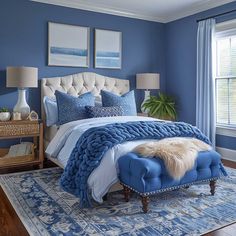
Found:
142,92 -> 177,120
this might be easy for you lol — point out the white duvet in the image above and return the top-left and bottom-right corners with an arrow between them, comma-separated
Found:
46,116 -> 161,203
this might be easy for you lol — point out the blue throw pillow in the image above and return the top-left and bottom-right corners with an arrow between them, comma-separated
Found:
85,106 -> 124,118
43,96 -> 58,127
55,91 -> 95,125
101,90 -> 137,116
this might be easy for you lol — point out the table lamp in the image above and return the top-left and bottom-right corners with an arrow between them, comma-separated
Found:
136,73 -> 160,113
7,66 -> 38,119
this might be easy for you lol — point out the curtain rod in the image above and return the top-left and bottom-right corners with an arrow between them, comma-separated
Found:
196,9 -> 236,23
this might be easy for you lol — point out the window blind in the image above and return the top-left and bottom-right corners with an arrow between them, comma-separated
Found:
216,35 -> 236,126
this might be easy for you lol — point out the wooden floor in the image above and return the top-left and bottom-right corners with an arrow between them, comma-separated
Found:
0,160 -> 236,236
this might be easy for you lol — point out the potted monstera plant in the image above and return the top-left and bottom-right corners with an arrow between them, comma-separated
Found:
142,93 -> 177,121
0,107 -> 11,121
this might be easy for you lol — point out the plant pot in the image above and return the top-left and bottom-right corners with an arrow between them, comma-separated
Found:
0,112 -> 11,121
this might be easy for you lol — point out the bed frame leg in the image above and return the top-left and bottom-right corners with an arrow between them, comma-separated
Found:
123,185 -> 131,202
210,180 -> 216,196
141,196 -> 149,213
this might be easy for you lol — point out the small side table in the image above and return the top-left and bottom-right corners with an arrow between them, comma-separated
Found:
0,120 -> 44,170
137,113 -> 149,117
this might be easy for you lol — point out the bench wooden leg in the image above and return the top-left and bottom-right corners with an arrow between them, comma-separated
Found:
210,180 -> 216,196
141,196 -> 149,213
123,186 -> 131,202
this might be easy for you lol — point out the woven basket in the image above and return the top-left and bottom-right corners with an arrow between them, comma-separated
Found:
0,144 -> 35,166
0,121 -> 39,137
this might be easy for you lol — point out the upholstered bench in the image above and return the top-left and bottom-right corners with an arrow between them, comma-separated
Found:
118,150 -> 222,213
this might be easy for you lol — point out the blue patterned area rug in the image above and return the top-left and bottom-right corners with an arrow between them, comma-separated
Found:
0,167 -> 236,236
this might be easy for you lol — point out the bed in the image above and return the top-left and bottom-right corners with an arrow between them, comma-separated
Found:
41,72 -> 159,201
41,72 -> 218,207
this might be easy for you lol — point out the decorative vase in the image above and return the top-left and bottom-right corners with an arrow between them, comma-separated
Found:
0,112 -> 11,121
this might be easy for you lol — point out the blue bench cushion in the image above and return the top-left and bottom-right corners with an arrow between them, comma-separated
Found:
118,150 -> 221,194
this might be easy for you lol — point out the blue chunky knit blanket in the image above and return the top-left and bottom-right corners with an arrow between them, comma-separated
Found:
60,121 -> 211,207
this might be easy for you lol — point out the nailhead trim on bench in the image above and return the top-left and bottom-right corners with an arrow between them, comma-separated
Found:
120,177 -> 219,197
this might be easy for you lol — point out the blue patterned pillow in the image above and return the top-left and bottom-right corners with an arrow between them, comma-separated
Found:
85,106 -> 124,118
55,91 -> 95,125
101,90 -> 137,116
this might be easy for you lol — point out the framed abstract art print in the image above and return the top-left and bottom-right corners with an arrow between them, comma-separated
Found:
48,22 -> 90,67
95,29 -> 122,69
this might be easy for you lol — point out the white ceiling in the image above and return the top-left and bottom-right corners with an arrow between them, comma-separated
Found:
32,0 -> 235,23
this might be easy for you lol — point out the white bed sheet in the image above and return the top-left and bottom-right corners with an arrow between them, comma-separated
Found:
46,116 -> 161,203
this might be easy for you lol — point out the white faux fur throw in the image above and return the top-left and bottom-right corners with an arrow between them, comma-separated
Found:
133,137 -> 212,179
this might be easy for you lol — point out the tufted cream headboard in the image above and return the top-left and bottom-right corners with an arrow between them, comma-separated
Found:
41,72 -> 130,147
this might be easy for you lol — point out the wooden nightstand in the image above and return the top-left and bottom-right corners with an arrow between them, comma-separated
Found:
0,120 -> 44,170
138,113 -> 149,117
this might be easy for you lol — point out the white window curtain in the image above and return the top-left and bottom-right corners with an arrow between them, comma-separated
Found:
196,19 -> 216,148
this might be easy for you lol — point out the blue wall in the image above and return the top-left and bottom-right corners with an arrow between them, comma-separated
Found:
165,1 -> 236,150
0,0 -> 165,115
1,0 -> 235,150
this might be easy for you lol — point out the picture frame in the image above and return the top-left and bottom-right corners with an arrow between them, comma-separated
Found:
95,29 -> 122,69
27,111 -> 39,121
48,22 -> 90,67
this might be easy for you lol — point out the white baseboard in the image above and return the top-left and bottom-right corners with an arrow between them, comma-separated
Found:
216,146 -> 236,162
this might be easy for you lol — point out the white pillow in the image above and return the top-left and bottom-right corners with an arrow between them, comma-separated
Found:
43,96 -> 58,127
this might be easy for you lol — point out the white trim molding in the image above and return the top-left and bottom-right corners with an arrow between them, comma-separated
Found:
30,0 -> 235,23
216,19 -> 236,32
216,146 -> 236,162
216,126 -> 236,138
165,0 -> 235,23
31,0 -> 165,23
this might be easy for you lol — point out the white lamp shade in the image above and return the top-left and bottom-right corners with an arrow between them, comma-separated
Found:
136,73 -> 160,90
7,66 -> 38,88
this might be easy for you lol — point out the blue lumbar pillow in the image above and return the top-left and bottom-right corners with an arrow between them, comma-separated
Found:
85,106 -> 124,118
55,90 -> 95,125
101,90 -> 137,116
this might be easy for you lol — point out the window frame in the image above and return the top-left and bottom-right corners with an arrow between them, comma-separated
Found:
215,27 -> 236,133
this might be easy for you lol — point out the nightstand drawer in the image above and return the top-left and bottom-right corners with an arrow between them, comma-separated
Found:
0,121 -> 39,138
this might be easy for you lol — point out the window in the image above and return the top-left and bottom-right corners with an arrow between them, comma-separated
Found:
215,35 -> 236,126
